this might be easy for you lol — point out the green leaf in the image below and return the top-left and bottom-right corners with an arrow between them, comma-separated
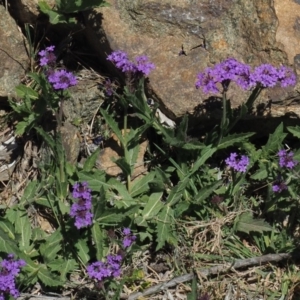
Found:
217,132 -> 255,150
78,170 -> 108,191
40,229 -> 63,263
14,210 -> 32,251
190,146 -> 217,174
75,238 -> 90,264
19,180 -> 38,205
38,266 -> 62,287
130,172 -> 155,197
156,206 -> 176,250
15,121 -> 30,135
114,157 -> 131,176
166,177 -> 189,206
234,212 -> 273,234
15,84 -> 39,99
0,227 -> 19,254
250,165 -> 268,180
83,147 -> 101,172
91,223 -> 104,260
48,258 -> 78,281
194,180 -> 223,203
187,276 -> 198,300
136,193 -> 164,226
100,108 -> 124,146
287,125 -> 300,139
0,219 -> 15,240
262,123 -> 286,154
38,1 -> 67,24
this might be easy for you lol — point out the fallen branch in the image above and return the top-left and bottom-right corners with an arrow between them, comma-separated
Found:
128,252 -> 292,300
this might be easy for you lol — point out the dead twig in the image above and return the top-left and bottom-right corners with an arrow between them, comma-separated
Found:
128,252 -> 292,300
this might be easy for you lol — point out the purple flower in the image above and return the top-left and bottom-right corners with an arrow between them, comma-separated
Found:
277,66 -> 297,87
104,78 -> 114,96
134,55 -> 155,76
250,64 -> 279,88
195,67 -> 219,94
107,50 -> 155,76
225,153 -> 249,173
122,227 -> 136,248
87,254 -> 122,282
272,181 -> 288,193
70,182 -> 93,229
278,149 -> 298,169
48,69 -> 77,90
0,254 -> 26,299
38,45 -> 56,67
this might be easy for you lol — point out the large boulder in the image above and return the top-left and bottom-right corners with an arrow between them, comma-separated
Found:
83,0 -> 300,119
0,5 -> 29,97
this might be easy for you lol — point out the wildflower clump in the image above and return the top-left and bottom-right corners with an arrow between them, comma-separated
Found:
87,254 -> 122,282
272,180 -> 288,193
107,50 -> 155,76
225,152 -> 249,173
70,182 -> 93,229
0,254 -> 26,300
277,149 -> 298,169
47,69 -> 77,90
195,58 -> 297,93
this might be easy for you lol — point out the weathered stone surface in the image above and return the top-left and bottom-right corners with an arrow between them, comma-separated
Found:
84,0 -> 299,119
0,5 -> 29,97
63,69 -> 105,124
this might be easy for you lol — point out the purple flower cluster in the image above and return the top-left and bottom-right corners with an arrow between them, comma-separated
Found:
278,149 -> 298,169
87,254 -> 122,282
70,182 -> 93,229
272,180 -> 288,193
107,50 -> 155,76
38,45 -> 56,67
47,69 -> 77,90
195,58 -> 297,94
0,254 -> 26,300
122,227 -> 136,248
225,152 -> 250,173
38,45 -> 77,90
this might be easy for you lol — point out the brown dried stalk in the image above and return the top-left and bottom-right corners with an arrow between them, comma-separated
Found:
127,252 -> 292,300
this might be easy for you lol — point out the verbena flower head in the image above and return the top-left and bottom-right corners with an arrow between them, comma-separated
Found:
272,181 -> 288,193
48,69 -> 77,90
0,254 -> 26,299
134,55 -> 155,76
195,67 -> 219,94
87,254 -> 122,282
225,152 -> 249,173
122,227 -> 136,248
107,50 -> 155,76
277,66 -> 297,87
278,149 -> 298,169
70,182 -> 93,229
38,45 -> 57,67
250,64 -> 279,88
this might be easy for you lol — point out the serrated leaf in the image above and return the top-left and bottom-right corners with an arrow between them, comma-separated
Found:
48,258 -> 78,280
83,147 -> 101,172
14,210 -> 32,251
91,223 -> 104,260
194,180 -> 223,203
130,172 -> 155,197
262,123 -> 287,154
0,227 -> 19,254
156,205 -> 176,250
0,219 -> 15,240
136,193 -> 164,226
38,267 -> 62,287
250,165 -> 268,180
287,125 -> 300,139
166,177 -> 189,206
75,238 -> 90,264
78,170 -> 109,192
113,157 -> 131,176
100,108 -> 124,146
190,146 -> 217,174
217,132 -> 255,150
19,180 -> 38,205
40,230 -> 62,262
234,212 -> 273,234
